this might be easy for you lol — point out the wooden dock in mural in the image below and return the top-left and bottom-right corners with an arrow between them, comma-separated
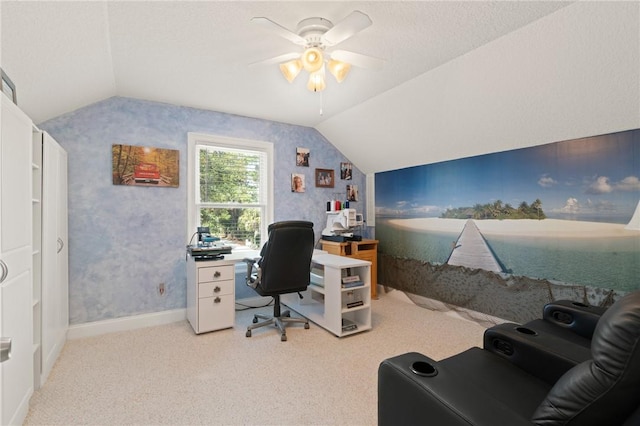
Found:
447,219 -> 503,273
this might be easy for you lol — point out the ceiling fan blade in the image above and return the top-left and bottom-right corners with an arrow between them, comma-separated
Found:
251,17 -> 306,46
321,10 -> 372,46
330,50 -> 385,70
249,52 -> 301,67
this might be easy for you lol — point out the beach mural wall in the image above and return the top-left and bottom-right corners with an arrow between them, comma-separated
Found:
376,129 -> 640,324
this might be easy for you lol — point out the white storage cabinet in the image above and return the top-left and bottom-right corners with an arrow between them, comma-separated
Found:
1,95 -> 34,426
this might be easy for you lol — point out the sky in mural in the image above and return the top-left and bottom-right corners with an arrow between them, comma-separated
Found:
376,129 -> 640,224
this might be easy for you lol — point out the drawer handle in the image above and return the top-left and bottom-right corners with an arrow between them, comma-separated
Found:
214,286 -> 221,293
214,271 -> 221,278
214,297 -> 221,303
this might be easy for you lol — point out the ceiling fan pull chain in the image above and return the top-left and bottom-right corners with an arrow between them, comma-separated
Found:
319,90 -> 324,116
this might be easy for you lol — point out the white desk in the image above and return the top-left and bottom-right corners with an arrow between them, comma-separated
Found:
186,249 -> 327,334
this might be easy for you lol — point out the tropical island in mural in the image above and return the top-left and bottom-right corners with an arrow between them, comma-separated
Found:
440,199 -> 546,220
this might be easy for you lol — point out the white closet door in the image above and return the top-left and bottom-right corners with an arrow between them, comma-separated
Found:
57,147 -> 68,336
0,96 -> 34,426
40,133 -> 68,386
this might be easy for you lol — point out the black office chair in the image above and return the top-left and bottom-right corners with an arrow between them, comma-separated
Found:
244,220 -> 314,341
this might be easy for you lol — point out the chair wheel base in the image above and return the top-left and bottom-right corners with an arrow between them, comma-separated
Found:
246,330 -> 252,337
281,334 -> 287,342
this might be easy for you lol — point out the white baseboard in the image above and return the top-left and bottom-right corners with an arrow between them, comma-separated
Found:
67,309 -> 186,340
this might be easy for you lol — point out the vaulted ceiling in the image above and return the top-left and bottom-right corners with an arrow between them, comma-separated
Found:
1,1 -> 576,171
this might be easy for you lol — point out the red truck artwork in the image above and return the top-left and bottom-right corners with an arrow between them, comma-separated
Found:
134,162 -> 161,184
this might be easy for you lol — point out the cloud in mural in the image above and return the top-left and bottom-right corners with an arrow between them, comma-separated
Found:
586,175 -> 640,194
616,176 -> 640,191
586,198 -> 617,212
586,176 -> 613,194
538,175 -> 557,188
376,201 -> 443,217
560,197 -> 580,213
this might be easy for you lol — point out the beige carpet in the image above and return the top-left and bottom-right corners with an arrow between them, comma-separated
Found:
24,290 -> 485,425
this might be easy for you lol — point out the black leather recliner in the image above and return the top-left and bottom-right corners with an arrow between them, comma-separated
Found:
378,290 -> 640,425
483,299 -> 607,384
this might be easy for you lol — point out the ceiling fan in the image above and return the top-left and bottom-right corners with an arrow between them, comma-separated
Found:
251,10 -> 384,92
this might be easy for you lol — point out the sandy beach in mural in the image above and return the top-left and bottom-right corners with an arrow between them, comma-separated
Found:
388,218 -> 640,239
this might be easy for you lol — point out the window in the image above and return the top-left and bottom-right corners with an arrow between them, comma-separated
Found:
187,133 -> 273,249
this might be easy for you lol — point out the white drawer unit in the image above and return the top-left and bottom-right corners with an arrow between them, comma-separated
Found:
198,265 -> 235,283
187,257 -> 235,334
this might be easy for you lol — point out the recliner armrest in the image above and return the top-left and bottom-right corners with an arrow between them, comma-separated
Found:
484,322 -> 591,384
542,300 -> 606,339
378,351 -> 539,426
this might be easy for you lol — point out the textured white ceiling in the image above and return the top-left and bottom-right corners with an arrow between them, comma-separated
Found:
16,1 -> 632,175
1,1 -> 571,128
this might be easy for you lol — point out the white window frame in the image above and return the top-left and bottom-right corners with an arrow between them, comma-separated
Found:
187,132 -> 274,246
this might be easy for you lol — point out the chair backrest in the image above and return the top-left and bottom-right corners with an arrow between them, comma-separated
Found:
532,290 -> 640,426
256,220 -> 314,296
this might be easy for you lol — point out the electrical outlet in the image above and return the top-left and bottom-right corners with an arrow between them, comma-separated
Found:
159,283 -> 165,296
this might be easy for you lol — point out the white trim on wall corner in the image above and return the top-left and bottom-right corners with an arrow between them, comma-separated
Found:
366,173 -> 375,227
67,309 -> 187,340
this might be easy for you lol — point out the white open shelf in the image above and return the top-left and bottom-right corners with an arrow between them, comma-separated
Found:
282,253 -> 371,337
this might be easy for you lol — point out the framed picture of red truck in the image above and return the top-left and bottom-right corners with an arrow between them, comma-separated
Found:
112,144 -> 179,187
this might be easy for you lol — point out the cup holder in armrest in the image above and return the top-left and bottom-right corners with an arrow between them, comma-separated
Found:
571,301 -> 589,308
515,326 -> 537,336
411,361 -> 438,377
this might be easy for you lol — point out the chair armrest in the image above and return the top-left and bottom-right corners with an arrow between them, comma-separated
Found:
542,300 -> 607,339
378,351 -> 535,426
243,257 -> 261,288
484,322 -> 591,384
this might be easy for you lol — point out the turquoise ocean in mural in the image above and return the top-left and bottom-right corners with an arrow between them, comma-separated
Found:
377,217 -> 639,292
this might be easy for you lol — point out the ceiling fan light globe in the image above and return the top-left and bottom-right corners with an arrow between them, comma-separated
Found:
280,59 -> 303,83
328,60 -> 351,83
301,47 -> 324,73
307,71 -> 326,92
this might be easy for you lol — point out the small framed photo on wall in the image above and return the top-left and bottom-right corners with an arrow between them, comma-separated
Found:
296,147 -> 309,167
291,173 -> 305,192
340,162 -> 352,180
347,184 -> 358,201
315,168 -> 334,188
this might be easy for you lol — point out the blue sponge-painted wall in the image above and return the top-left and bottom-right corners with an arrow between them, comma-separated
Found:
39,96 -> 367,325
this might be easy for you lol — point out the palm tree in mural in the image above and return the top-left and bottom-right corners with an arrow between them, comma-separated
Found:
473,203 -> 484,219
531,198 -> 544,220
504,203 -> 514,218
492,199 -> 504,218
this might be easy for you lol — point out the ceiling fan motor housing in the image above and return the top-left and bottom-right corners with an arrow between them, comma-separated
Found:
297,17 -> 333,47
